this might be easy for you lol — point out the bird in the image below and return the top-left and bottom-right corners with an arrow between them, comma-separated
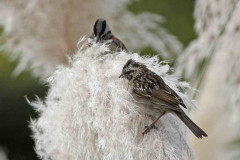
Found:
119,59 -> 208,138
88,18 -> 128,52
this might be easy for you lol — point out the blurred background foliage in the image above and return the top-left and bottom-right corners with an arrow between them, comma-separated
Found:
129,0 -> 196,46
0,0 -> 195,159
0,54 -> 47,160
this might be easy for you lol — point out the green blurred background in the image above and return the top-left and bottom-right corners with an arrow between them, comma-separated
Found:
0,0 -> 195,159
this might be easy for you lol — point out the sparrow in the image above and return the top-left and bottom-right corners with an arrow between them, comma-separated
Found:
88,18 -> 128,52
119,59 -> 208,138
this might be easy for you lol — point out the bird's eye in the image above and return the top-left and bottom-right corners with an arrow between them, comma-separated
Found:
101,34 -> 108,40
125,70 -> 134,75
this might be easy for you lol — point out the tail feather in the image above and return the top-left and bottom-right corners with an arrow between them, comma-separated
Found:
176,112 -> 208,138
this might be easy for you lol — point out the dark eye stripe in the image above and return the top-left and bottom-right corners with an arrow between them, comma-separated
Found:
93,19 -> 99,36
124,70 -> 134,75
132,62 -> 139,67
124,59 -> 132,69
99,20 -> 106,36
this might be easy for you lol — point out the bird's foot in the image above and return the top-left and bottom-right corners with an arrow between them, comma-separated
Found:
142,124 -> 157,135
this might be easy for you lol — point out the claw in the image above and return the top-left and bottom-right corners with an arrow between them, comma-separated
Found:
142,124 -> 157,135
142,113 -> 165,135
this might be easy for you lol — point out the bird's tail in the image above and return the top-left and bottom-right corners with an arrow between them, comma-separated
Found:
176,112 -> 208,138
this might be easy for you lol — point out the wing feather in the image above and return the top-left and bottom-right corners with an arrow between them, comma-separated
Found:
157,78 -> 187,108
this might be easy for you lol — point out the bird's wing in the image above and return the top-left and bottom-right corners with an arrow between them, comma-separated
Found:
111,36 -> 128,52
133,87 -> 183,112
151,85 -> 187,108
133,87 -> 152,99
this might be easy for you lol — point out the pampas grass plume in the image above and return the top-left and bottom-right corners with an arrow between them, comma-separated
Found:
30,42 -> 195,160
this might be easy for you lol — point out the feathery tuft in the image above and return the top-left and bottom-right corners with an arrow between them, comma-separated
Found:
30,41 -> 195,160
177,0 -> 240,159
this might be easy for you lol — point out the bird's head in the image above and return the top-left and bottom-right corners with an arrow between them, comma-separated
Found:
119,59 -> 146,80
93,18 -> 112,43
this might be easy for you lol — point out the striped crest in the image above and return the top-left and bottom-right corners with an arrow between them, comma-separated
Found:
93,18 -> 111,37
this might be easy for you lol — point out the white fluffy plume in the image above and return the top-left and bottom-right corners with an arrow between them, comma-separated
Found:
177,0 -> 240,159
177,0 -> 239,81
0,0 -> 182,78
30,42 -> 195,160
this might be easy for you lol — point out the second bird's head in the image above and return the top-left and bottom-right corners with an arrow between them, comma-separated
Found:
119,59 -> 147,80
93,18 -> 113,43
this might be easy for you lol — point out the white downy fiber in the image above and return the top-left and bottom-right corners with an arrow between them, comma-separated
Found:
177,0 -> 240,159
30,42 -> 195,160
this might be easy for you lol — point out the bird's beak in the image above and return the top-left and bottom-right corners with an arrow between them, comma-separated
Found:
119,74 -> 123,78
96,36 -> 100,43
